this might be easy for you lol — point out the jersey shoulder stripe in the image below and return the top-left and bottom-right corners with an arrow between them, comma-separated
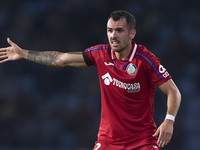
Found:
136,52 -> 163,79
85,45 -> 110,53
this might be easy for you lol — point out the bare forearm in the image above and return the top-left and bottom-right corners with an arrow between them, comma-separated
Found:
27,50 -> 64,67
20,49 -> 87,68
159,79 -> 181,117
167,91 -> 181,117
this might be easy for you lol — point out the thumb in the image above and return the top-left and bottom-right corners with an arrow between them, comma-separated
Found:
7,38 -> 15,46
153,128 -> 160,137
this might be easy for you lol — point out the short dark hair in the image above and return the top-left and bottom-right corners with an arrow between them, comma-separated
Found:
108,10 -> 136,30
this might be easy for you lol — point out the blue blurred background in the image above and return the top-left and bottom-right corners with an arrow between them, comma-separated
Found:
0,0 -> 199,150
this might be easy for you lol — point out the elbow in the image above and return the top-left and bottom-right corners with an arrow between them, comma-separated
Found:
52,60 -> 68,67
177,90 -> 182,103
59,62 -> 67,67
174,88 -> 181,106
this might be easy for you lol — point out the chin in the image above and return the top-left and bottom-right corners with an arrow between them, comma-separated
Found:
112,47 -> 123,52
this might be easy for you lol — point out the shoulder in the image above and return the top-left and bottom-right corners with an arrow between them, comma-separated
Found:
85,44 -> 111,53
135,44 -> 160,64
135,44 -> 171,81
84,44 -> 111,65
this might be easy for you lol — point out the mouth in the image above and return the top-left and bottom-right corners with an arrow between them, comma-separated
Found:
111,40 -> 120,46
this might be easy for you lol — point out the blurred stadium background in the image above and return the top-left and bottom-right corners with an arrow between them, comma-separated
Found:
0,0 -> 199,149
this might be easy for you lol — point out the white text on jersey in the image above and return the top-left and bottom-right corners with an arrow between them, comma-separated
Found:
102,72 -> 140,93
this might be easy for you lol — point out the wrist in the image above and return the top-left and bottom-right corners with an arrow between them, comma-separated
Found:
165,114 -> 175,122
20,49 -> 29,59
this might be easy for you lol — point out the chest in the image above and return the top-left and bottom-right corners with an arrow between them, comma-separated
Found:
97,56 -> 149,94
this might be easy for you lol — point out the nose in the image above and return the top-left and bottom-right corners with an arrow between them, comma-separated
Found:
111,30 -> 118,38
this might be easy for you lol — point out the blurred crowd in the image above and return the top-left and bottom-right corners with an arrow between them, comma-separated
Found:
0,0 -> 199,150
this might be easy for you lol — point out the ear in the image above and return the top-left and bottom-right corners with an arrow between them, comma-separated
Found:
130,29 -> 136,40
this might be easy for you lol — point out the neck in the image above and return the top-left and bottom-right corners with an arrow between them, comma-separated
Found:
115,42 -> 133,60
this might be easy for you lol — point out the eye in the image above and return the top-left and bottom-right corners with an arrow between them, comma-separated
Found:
117,28 -> 123,32
107,28 -> 113,33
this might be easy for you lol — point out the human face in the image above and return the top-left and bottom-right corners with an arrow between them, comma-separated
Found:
107,18 -> 136,55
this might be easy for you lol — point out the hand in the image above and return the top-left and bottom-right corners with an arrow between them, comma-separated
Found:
153,119 -> 174,148
0,38 -> 24,63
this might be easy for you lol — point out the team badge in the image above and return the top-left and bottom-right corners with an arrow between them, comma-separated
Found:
126,63 -> 137,75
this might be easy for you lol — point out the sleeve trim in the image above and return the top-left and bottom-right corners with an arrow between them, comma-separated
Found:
82,51 -> 93,66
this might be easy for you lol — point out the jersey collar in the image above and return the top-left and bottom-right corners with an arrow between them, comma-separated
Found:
111,41 -> 137,62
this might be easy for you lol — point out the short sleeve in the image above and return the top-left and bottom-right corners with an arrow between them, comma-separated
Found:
82,51 -> 93,66
147,54 -> 172,86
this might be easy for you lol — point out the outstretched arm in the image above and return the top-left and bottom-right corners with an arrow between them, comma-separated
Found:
0,38 -> 88,68
153,79 -> 181,148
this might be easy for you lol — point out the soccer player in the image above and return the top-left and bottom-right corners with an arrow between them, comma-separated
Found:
0,10 -> 181,150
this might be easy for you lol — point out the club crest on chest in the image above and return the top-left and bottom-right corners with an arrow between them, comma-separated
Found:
126,63 -> 137,75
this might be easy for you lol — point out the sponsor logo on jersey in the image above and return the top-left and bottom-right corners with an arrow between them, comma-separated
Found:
153,145 -> 159,149
126,63 -> 137,75
159,64 -> 169,78
102,72 -> 140,93
104,62 -> 114,66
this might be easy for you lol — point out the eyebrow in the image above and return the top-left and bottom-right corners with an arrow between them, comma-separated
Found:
107,27 -> 124,30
